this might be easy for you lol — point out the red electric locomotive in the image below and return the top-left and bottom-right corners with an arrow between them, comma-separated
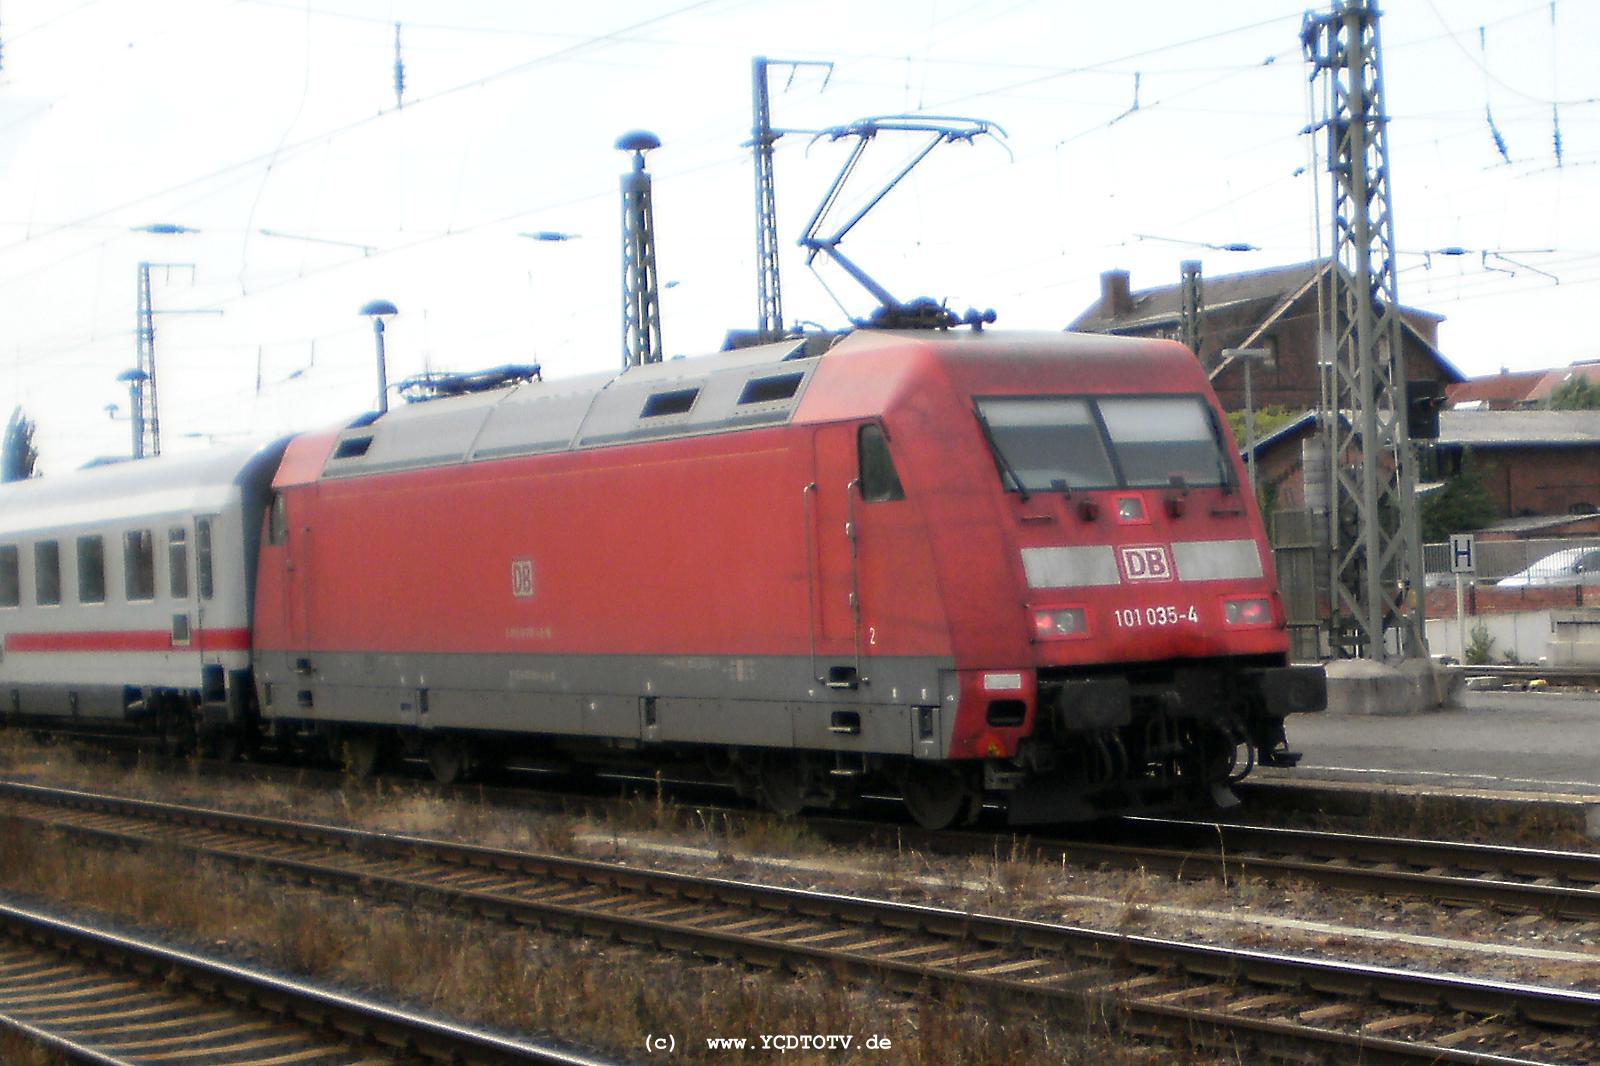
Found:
249,328 -> 1322,827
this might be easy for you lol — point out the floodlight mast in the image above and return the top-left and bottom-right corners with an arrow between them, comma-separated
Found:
618,130 -> 664,371
799,115 -> 1006,329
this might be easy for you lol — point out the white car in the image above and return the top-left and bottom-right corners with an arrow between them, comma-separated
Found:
1496,547 -> 1600,587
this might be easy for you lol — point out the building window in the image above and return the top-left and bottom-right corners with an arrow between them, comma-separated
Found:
858,424 -> 905,502
124,529 -> 156,601
169,528 -> 190,599
34,541 -> 60,606
1261,334 -> 1280,368
0,546 -> 18,608
77,535 -> 106,604
196,518 -> 215,600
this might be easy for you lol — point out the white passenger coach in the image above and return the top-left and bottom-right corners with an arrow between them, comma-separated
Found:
0,440 -> 286,746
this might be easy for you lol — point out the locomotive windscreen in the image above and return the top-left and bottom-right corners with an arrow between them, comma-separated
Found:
975,395 -> 1230,492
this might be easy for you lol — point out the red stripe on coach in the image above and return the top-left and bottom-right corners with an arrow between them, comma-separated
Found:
4,628 -> 251,653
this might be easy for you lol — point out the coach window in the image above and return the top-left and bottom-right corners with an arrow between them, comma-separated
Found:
267,494 -> 288,546
196,518 -> 215,600
858,424 -> 905,502
34,541 -> 61,606
0,546 -> 18,608
77,535 -> 106,604
168,528 -> 190,599
124,529 -> 156,601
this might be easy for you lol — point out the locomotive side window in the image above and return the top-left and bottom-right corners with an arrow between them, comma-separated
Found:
77,535 -> 106,604
739,373 -> 803,405
858,424 -> 905,502
267,494 -> 288,546
196,518 -> 215,600
641,388 -> 699,418
0,546 -> 18,608
168,528 -> 190,599
1097,397 -> 1229,488
975,398 -> 1116,492
124,529 -> 156,602
34,541 -> 61,606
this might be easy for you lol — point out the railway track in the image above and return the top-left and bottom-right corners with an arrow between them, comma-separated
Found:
892,816 -> 1600,923
2,780 -> 1597,1064
10,739 -> 1600,922
0,895 -> 609,1066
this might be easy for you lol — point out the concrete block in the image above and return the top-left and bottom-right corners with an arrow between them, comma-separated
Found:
1324,658 -> 1445,715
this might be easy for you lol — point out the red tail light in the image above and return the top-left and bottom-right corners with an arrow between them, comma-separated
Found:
1033,607 -> 1088,640
1224,597 -> 1273,627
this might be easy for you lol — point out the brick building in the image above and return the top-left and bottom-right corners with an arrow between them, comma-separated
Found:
1068,260 -> 1464,413
1248,409 -> 1600,523
1432,410 -> 1600,518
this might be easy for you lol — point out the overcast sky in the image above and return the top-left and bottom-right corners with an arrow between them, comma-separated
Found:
2,0 -> 1596,471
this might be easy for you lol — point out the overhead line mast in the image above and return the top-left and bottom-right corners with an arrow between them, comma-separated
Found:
750,57 -> 833,344
1302,0 -> 1427,661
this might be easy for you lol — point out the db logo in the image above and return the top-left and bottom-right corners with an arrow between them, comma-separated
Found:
1119,545 -> 1173,582
510,558 -> 536,598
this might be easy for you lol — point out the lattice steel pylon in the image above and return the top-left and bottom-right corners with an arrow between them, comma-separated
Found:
1303,0 -> 1426,661
1179,259 -> 1203,358
618,130 -> 664,371
135,261 -> 161,458
750,57 -> 833,343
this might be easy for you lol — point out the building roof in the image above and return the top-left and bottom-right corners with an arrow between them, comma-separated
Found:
1526,362 -> 1600,404
1068,259 -> 1464,384
1445,369 -> 1548,408
1437,409 -> 1600,448
1068,260 -> 1330,334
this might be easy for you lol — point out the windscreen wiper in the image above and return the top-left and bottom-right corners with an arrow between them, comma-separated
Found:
972,405 -> 1030,502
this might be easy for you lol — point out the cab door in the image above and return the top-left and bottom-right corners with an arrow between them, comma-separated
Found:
809,424 -> 862,688
271,491 -> 313,653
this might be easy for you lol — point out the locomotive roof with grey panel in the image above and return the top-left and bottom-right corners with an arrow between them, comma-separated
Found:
0,439 -> 290,537
320,338 -> 817,479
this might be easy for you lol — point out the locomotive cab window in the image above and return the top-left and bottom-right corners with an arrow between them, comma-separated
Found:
77,535 -> 106,604
975,398 -> 1115,492
124,529 -> 156,601
168,527 -> 190,599
34,541 -> 61,606
1097,397 -> 1229,488
0,546 -> 18,608
196,517 -> 215,600
975,395 -> 1228,493
858,424 -> 905,502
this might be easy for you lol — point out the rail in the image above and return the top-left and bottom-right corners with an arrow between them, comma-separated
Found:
2,780 -> 1597,1063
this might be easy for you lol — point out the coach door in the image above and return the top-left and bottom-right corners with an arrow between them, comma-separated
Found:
809,424 -> 865,689
170,517 -> 207,653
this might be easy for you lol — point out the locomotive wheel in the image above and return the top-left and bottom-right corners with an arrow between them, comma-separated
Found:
901,765 -> 977,830
425,738 -> 473,785
340,732 -> 388,779
757,755 -> 808,817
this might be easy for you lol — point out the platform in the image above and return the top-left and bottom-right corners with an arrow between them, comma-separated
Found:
1255,688 -> 1600,838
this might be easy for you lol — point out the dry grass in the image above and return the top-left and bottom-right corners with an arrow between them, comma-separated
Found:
0,816 -> 1177,1064
0,1028 -> 61,1066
